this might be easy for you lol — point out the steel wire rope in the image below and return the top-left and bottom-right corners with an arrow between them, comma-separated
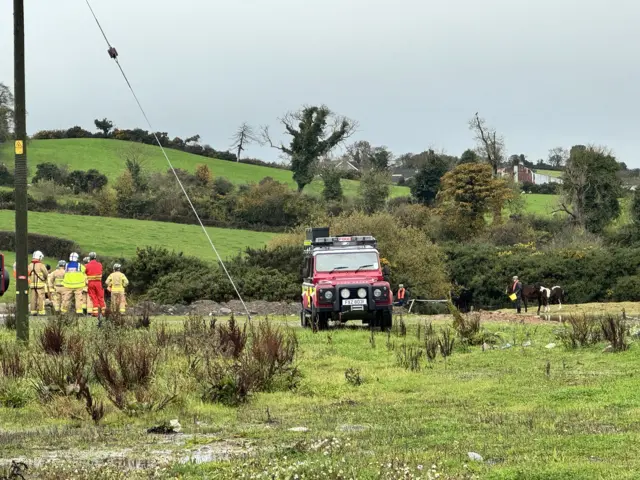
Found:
84,0 -> 252,319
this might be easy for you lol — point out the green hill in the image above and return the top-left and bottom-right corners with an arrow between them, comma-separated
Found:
0,139 -> 410,198
0,210 -> 278,261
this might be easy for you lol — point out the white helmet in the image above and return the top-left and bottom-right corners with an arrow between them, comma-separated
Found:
69,252 -> 79,262
32,250 -> 44,260
57,260 -> 66,268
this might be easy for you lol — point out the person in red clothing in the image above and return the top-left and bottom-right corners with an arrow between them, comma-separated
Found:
84,252 -> 105,318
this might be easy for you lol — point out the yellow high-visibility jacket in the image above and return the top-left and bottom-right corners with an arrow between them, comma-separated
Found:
106,272 -> 129,293
28,261 -> 48,289
63,262 -> 86,289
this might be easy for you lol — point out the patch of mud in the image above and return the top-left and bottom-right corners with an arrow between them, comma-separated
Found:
0,437 -> 250,471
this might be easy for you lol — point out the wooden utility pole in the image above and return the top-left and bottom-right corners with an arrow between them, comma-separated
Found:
14,0 -> 29,342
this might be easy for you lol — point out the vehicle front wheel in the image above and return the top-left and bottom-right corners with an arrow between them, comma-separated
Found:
313,311 -> 329,331
377,310 -> 392,331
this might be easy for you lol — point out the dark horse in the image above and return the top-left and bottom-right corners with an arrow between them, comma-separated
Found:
507,283 -> 547,314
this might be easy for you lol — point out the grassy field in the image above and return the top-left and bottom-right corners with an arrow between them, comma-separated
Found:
521,193 -> 561,216
0,211 -> 277,261
534,169 -> 563,178
1,311 -> 640,479
0,139 -> 410,199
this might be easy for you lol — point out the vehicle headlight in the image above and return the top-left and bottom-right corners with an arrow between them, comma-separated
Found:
373,288 -> 382,298
341,288 -> 350,299
324,290 -> 334,301
358,288 -> 367,298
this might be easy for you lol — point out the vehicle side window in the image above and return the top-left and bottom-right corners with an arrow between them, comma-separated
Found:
302,257 -> 312,281
306,257 -> 313,281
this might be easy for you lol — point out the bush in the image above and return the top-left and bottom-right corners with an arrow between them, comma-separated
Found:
487,220 -> 537,247
212,177 -> 234,196
61,200 -> 101,216
0,379 -> 31,408
65,169 -> 108,194
235,178 -> 318,228
612,275 -> 640,302
32,163 -> 68,185
0,165 -> 14,187
65,126 -> 93,138
601,315 -> 628,352
0,342 -> 27,378
521,182 -> 560,195
0,231 -> 80,259
195,319 -> 298,406
359,170 -> 391,214
93,333 -> 163,413
556,315 -> 601,349
444,242 -> 640,308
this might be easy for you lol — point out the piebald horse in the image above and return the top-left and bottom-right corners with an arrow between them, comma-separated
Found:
539,286 -> 564,312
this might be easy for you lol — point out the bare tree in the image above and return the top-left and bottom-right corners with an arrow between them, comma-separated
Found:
552,157 -> 586,223
262,105 -> 357,192
469,113 -> 505,177
547,147 -> 568,168
230,122 -> 258,162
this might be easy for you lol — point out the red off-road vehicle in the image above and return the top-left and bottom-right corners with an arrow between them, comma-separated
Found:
300,227 -> 393,330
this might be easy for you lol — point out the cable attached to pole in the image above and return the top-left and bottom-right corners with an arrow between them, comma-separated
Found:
84,0 -> 252,319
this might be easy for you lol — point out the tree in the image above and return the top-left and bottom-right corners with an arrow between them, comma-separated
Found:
369,146 -> 392,171
195,164 -> 212,187
0,83 -> 14,143
410,151 -> 450,206
94,118 -> 114,137
262,105 -> 357,192
32,162 -> 68,184
119,143 -> 148,192
437,163 -> 515,238
343,141 -> 391,171
632,188 -> 640,226
359,170 -> 390,214
230,122 -> 258,162
548,147 -> 568,168
558,145 -> 622,233
459,149 -> 479,165
320,165 -> 343,201
185,134 -> 201,145
469,113 -> 505,176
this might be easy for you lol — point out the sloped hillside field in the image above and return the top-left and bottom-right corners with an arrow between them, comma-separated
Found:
0,139 -> 410,198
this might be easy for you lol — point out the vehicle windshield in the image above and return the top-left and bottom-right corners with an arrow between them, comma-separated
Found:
315,252 -> 379,273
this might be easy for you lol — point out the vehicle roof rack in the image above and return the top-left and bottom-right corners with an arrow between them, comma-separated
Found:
308,235 -> 377,248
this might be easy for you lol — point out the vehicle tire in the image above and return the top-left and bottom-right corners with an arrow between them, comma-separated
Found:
382,310 -> 392,331
314,311 -> 329,331
300,310 -> 309,328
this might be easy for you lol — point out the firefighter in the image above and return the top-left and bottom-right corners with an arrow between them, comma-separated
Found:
85,252 -> 105,318
48,260 -> 66,313
397,284 -> 406,307
62,252 -> 86,314
28,251 -> 48,316
82,257 -> 92,315
106,263 -> 129,314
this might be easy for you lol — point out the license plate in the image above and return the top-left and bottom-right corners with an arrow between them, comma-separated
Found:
343,299 -> 367,306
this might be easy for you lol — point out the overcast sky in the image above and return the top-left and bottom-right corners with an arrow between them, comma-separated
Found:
1,0 -> 639,166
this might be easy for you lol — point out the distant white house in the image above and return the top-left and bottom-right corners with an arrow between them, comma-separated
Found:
498,163 -> 563,185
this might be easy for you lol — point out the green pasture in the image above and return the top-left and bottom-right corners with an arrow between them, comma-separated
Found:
0,139 -> 410,198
